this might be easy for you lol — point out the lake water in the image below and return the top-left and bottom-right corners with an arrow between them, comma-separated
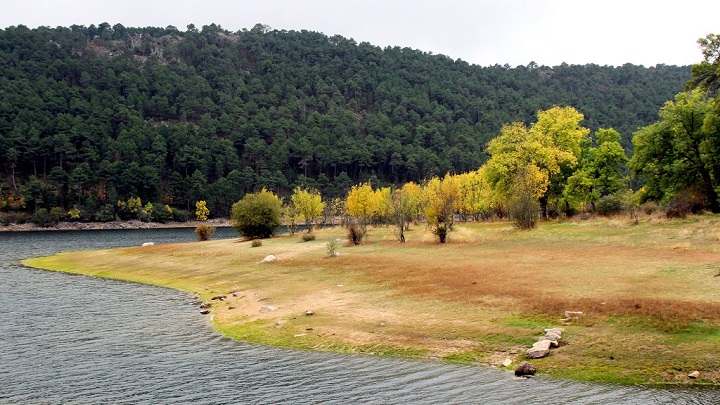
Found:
1,228 -> 718,404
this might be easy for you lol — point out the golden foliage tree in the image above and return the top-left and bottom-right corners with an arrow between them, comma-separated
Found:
456,170 -> 486,220
388,181 -> 424,242
282,203 -> 300,235
290,187 -> 325,232
195,200 -> 209,221
345,183 -> 378,244
423,174 -> 460,243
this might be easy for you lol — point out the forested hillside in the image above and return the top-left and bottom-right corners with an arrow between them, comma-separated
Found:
0,23 -> 689,218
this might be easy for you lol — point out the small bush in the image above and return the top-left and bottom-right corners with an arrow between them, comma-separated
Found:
251,240 -> 262,247
640,201 -> 659,215
0,215 -> 10,226
347,223 -> 366,245
31,208 -> 53,227
665,190 -> 707,219
13,213 -> 27,224
172,208 -> 190,222
49,207 -> 67,223
301,233 -> 316,242
79,209 -> 93,222
94,204 -> 116,222
67,207 -> 81,221
596,194 -> 625,216
151,203 -> 171,223
326,240 -> 339,256
194,224 -> 216,241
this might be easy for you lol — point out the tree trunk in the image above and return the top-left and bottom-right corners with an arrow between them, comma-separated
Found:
437,225 -> 447,243
11,164 -> 17,191
539,196 -> 548,220
700,168 -> 720,213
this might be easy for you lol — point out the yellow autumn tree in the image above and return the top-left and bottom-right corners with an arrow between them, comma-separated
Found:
388,181 -> 424,242
195,200 -> 209,221
374,187 -> 392,225
345,183 -> 378,244
423,174 -> 460,243
456,170 -> 486,220
507,165 -> 547,229
282,203 -> 300,235
127,196 -> 142,218
290,187 -> 325,232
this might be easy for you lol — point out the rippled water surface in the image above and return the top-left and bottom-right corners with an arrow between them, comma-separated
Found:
1,228 -> 719,404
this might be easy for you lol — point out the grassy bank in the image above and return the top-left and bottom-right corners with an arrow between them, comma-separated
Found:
23,215 -> 720,385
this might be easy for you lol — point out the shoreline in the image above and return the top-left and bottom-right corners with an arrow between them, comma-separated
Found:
0,218 -> 231,232
21,218 -> 720,385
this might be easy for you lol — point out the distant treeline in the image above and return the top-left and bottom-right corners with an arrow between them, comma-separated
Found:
0,23 -> 689,218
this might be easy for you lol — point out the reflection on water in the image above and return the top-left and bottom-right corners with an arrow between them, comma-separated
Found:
1,228 -> 718,404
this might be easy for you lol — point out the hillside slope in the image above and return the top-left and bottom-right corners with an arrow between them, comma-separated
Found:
0,23 -> 689,215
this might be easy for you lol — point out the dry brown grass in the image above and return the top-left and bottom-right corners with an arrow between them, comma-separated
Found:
23,214 -> 720,384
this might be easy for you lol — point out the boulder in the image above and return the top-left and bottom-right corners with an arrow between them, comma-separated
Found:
200,309 -> 210,315
688,371 -> 700,379
260,305 -> 277,313
526,340 -> 552,359
514,361 -> 537,377
199,302 -> 212,309
502,358 -> 512,367
211,295 -> 226,301
305,310 -> 314,316
141,242 -> 154,247
261,255 -> 277,263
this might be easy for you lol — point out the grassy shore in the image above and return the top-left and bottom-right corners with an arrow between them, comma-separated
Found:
23,214 -> 720,385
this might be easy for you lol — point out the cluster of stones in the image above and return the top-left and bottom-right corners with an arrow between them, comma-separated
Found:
514,327 -> 565,377
526,327 -> 563,359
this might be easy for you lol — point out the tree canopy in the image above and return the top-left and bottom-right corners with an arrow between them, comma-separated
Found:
630,90 -> 719,212
0,23 -> 690,221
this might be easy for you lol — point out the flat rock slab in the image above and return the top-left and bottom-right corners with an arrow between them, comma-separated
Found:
542,332 -> 562,342
526,339 -> 552,359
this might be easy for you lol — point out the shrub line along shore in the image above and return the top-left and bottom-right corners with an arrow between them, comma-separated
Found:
21,215 -> 720,385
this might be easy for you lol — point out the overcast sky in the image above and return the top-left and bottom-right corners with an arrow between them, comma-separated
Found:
2,0 -> 718,67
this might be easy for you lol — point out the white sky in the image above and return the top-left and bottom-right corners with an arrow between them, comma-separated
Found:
1,0 -> 717,67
